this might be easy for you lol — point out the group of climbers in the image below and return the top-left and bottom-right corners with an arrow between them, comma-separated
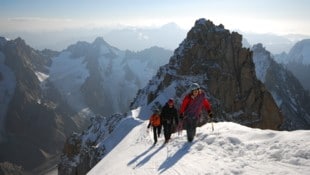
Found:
147,83 -> 213,144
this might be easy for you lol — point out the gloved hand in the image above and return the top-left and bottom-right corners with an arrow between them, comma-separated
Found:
179,113 -> 184,120
147,123 -> 151,129
175,120 -> 179,125
208,112 -> 213,118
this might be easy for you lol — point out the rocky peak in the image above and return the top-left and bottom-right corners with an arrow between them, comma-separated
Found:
252,43 -> 264,52
66,41 -> 90,58
65,37 -> 117,59
132,18 -> 283,130
0,37 -> 9,48
4,37 -> 51,73
92,37 -> 109,47
288,39 -> 310,64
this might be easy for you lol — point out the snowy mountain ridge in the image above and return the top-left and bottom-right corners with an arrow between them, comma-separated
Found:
58,107 -> 310,175
88,114 -> 310,175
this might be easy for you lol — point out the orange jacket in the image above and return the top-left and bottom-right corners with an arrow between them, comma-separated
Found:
148,113 -> 161,127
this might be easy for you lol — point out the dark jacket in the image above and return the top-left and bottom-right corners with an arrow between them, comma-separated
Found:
161,103 -> 178,125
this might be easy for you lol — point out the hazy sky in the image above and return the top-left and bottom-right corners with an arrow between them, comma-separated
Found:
1,0 -> 309,35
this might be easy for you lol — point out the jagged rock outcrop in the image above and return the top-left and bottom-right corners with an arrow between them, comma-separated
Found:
131,18 -> 283,130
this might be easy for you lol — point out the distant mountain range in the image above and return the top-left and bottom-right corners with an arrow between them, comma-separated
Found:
2,23 -> 309,54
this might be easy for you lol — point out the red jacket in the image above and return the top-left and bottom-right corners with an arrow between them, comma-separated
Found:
180,91 -> 211,117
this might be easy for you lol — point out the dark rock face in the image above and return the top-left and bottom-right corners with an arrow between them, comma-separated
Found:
132,19 -> 283,130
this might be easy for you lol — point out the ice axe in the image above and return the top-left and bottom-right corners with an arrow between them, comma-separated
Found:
208,113 -> 214,132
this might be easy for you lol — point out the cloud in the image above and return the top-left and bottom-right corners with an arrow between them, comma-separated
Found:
0,17 -> 85,32
7,17 -> 73,22
138,32 -> 149,40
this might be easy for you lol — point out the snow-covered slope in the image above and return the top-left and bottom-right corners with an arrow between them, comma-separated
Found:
88,111 -> 310,175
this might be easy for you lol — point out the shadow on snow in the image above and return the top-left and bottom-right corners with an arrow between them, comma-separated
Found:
158,141 -> 195,174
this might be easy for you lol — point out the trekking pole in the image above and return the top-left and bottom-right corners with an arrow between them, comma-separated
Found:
208,116 -> 214,132
177,120 -> 183,136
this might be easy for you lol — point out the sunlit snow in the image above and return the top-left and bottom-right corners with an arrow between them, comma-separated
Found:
88,115 -> 310,175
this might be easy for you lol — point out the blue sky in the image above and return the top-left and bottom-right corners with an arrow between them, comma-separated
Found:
1,0 -> 309,34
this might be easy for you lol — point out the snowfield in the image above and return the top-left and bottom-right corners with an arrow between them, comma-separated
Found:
88,120 -> 310,175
